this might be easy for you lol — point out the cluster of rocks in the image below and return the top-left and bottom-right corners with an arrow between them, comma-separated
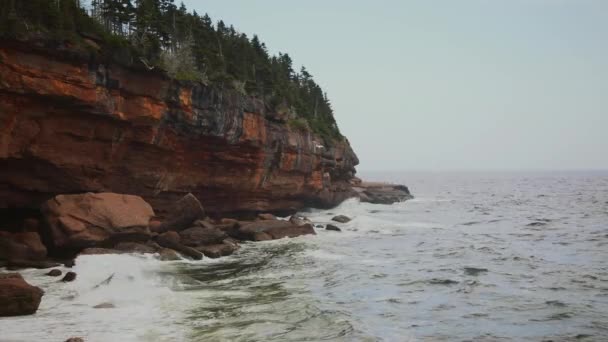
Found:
0,191 -> 330,318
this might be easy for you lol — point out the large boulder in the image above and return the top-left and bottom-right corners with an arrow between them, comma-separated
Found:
236,221 -> 316,241
179,227 -> 227,247
0,232 -> 47,261
326,224 -> 342,232
157,194 -> 205,232
41,193 -> 155,249
0,273 -> 44,316
331,215 -> 351,223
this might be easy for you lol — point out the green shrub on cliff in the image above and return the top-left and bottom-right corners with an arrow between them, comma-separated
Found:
0,0 -> 343,141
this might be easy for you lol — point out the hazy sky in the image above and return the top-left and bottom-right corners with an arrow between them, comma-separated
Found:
184,0 -> 607,171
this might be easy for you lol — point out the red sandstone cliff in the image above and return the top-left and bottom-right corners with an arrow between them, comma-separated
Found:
0,41 -> 359,216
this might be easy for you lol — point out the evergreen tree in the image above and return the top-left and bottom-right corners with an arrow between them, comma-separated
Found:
0,0 -> 343,140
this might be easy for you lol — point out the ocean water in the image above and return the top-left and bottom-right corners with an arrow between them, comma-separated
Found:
1,171 -> 608,341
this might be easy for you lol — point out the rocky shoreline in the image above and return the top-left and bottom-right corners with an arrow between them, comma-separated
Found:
0,185 -> 411,319
0,39 -> 413,340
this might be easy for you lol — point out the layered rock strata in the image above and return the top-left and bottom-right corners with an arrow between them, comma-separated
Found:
0,42 -> 358,217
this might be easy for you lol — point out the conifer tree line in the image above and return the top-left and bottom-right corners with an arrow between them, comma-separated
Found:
0,0 -> 341,140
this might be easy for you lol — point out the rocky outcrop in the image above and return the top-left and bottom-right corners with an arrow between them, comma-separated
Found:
41,192 -> 154,249
351,180 -> 413,204
0,42 -> 359,217
0,273 -> 44,316
331,215 -> 351,223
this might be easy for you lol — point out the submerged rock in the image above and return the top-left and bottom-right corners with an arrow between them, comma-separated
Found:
61,271 -> 77,282
326,224 -> 342,232
0,273 -> 44,316
331,215 -> 351,223
464,267 -> 489,276
46,269 -> 62,277
428,278 -> 459,285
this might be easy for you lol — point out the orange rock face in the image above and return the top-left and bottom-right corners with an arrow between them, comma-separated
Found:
0,43 -> 358,216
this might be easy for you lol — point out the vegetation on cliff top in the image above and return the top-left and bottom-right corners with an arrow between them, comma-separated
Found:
0,0 -> 342,140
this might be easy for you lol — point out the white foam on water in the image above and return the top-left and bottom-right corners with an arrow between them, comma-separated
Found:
0,254 -> 193,342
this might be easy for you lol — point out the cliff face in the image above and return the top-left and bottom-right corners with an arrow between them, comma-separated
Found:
0,42 -> 359,216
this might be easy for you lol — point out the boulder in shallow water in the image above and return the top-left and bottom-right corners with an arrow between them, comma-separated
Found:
326,224 -> 342,232
331,215 -> 351,223
463,267 -> 489,276
157,193 -> 205,232
61,271 -> 77,282
41,193 -> 155,249
0,273 -> 44,316
46,269 -> 62,277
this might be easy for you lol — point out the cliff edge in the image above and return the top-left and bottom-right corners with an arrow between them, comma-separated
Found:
0,41 -> 359,216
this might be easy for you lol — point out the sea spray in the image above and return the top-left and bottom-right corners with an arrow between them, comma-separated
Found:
0,254 -> 192,341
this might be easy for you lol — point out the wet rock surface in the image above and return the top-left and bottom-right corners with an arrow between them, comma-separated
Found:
41,193 -> 154,249
46,269 -> 62,277
352,181 -> 413,204
158,194 -> 205,232
0,273 -> 44,316
326,224 -> 342,232
61,271 -> 77,282
331,215 -> 351,223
